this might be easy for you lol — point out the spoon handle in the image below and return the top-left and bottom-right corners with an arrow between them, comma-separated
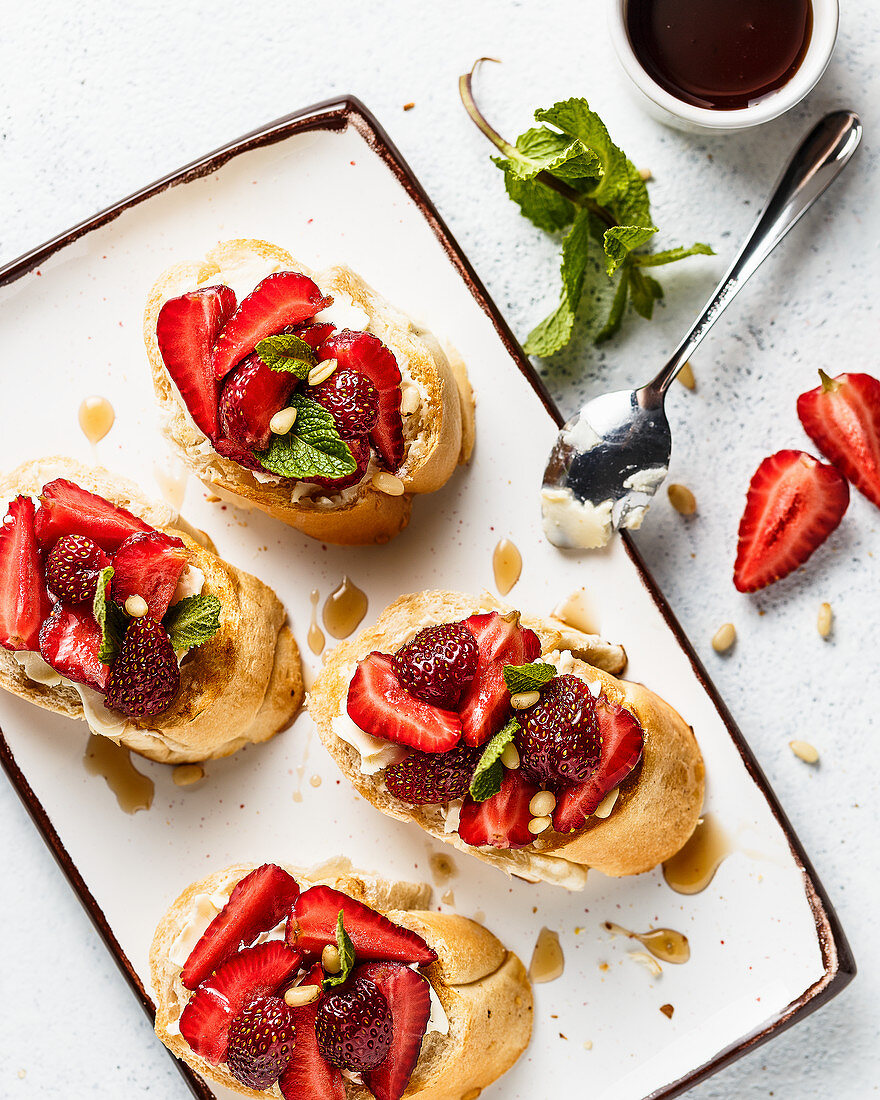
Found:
647,110 -> 862,400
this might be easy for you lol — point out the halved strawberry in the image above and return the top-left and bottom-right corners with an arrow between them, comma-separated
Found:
111,531 -> 187,620
287,885 -> 437,965
552,695 -> 644,833
358,962 -> 431,1100
459,612 -> 541,747
212,272 -> 331,381
35,480 -> 153,553
214,437 -> 270,472
156,285 -> 237,438
797,370 -> 880,510
179,941 -> 301,1064
181,864 -> 301,990
219,352 -> 298,451
38,604 -> 109,692
278,964 -> 345,1100
290,321 -> 335,351
0,497 -> 51,651
318,331 -> 404,470
733,450 -> 849,593
458,768 -> 539,849
348,652 -> 461,753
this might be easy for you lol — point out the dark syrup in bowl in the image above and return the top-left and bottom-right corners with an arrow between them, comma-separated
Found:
626,0 -> 813,110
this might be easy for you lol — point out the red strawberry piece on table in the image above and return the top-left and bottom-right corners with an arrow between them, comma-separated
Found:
226,993 -> 297,1090
35,479 -> 153,553
111,531 -> 187,620
392,622 -> 479,709
312,368 -> 380,439
309,435 -> 371,491
219,352 -> 298,451
552,695 -> 644,832
289,321 -> 335,351
458,768 -> 539,849
318,330 -> 404,470
315,975 -> 393,1072
384,742 -> 480,805
179,941 -> 301,1064
212,272 -> 331,381
181,864 -> 301,990
459,612 -> 541,747
104,615 -> 180,717
797,370 -> 880,510
45,535 -> 110,605
733,449 -> 849,593
517,674 -> 601,786
38,604 -> 109,692
348,652 -> 461,753
0,496 -> 52,651
156,285 -> 237,439
358,962 -> 432,1100
279,964 -> 345,1100
287,885 -> 436,965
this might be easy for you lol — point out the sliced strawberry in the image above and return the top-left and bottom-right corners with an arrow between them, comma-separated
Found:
156,285 -> 237,438
111,531 -> 187,620
290,321 -> 335,351
552,695 -> 644,833
38,604 -> 109,692
287,885 -> 436,965
347,652 -> 461,753
358,962 -> 431,1100
219,352 -> 298,451
459,612 -> 541,747
181,864 -> 301,990
318,330 -> 404,470
797,370 -> 880,510
179,941 -> 301,1064
0,497 -> 51,651
278,964 -> 345,1100
212,272 -> 331,381
213,437 -> 270,472
35,480 -> 153,553
733,450 -> 849,593
458,768 -> 539,849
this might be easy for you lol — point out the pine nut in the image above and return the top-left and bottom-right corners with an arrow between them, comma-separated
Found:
500,742 -> 520,769
529,791 -> 557,817
172,764 -> 204,787
527,815 -> 552,835
817,602 -> 833,638
712,623 -> 736,653
628,950 -> 663,976
322,944 -> 341,974
594,787 -> 619,819
371,471 -> 405,496
789,740 -> 819,764
308,359 -> 337,387
677,361 -> 696,390
638,167 -> 653,181
284,984 -> 319,1008
510,690 -> 540,710
667,483 -> 697,515
124,595 -> 149,618
269,407 -> 297,435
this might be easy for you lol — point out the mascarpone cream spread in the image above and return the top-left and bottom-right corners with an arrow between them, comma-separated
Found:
541,487 -> 614,549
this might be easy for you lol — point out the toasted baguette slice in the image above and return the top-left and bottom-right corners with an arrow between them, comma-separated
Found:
309,591 -> 705,887
0,457 -> 303,764
150,858 -> 532,1100
144,239 -> 475,545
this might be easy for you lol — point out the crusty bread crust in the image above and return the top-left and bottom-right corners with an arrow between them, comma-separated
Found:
143,239 -> 474,545
309,591 -> 705,886
0,457 -> 303,763
150,860 -> 532,1099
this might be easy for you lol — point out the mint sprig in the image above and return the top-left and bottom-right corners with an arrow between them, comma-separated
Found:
469,718 -> 520,803
256,394 -> 356,481
323,911 -> 356,990
93,566 -> 127,664
163,594 -> 221,651
460,63 -> 713,356
255,334 -> 316,379
503,661 -> 556,696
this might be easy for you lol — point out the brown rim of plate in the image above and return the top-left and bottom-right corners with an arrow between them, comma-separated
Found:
0,96 -> 856,1100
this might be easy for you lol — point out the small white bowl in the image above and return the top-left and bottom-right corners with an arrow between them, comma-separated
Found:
607,0 -> 839,132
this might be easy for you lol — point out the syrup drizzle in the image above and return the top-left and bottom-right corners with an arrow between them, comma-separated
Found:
322,577 -> 368,639
83,735 -> 153,813
78,396 -> 115,445
492,538 -> 522,596
662,813 -> 732,895
552,586 -> 600,635
429,853 -> 457,883
529,927 -> 565,983
308,589 -> 325,655
603,922 -> 690,964
153,462 -> 188,511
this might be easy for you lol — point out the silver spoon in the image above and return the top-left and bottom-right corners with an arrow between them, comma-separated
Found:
541,110 -> 863,549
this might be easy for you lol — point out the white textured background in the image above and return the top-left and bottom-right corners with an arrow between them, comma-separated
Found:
0,1 -> 877,1098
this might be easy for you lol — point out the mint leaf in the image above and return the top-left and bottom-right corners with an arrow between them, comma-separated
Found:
255,334 -> 315,378
503,662 -> 555,695
604,224 -> 657,276
163,594 -> 221,651
256,394 -> 356,481
501,168 -> 574,233
524,207 -> 592,357
498,127 -> 599,183
631,242 -> 715,267
629,268 -> 664,320
93,566 -> 126,664
535,99 -> 628,206
323,911 -> 356,989
595,268 -> 631,345
470,718 -> 519,803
